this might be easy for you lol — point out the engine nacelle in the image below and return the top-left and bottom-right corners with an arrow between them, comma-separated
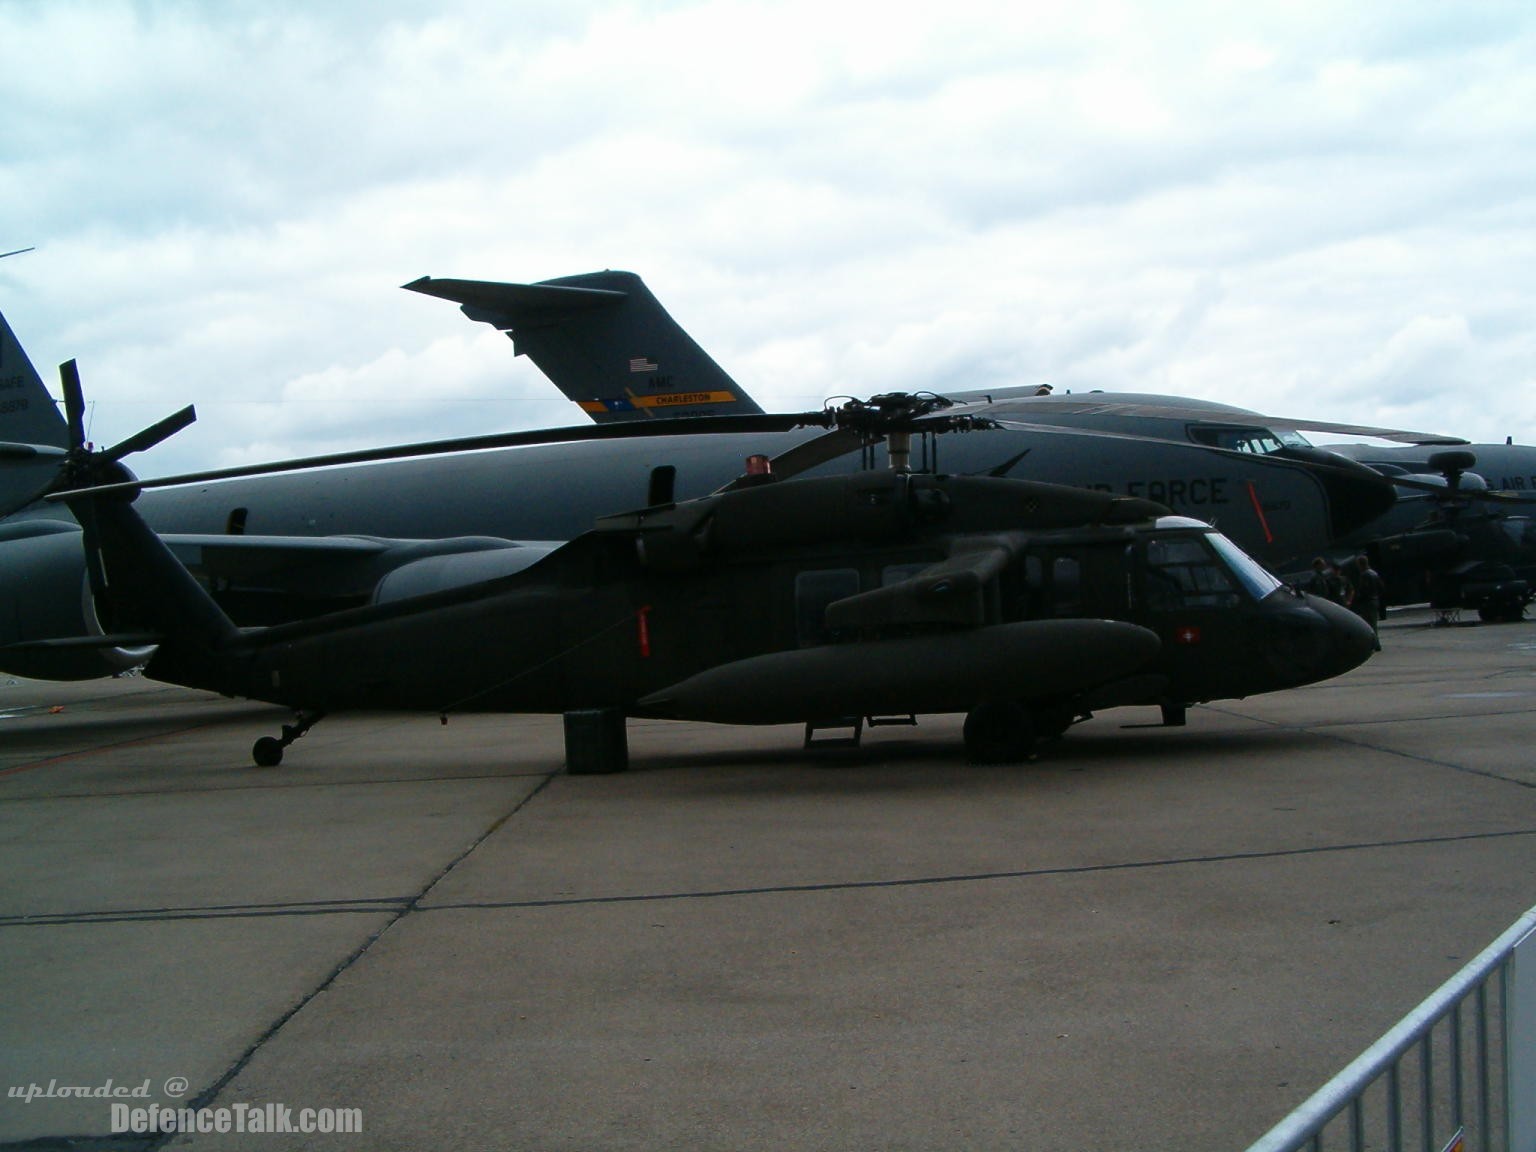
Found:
370,543 -> 559,604
0,523 -> 154,680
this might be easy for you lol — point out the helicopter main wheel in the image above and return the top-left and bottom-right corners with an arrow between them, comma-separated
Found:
963,701 -> 1038,764
1477,598 -> 1527,623
563,708 -> 630,775
252,736 -> 285,768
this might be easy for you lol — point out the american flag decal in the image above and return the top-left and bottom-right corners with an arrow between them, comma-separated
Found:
628,356 -> 659,373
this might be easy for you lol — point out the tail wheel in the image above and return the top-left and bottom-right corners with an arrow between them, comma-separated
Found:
252,736 -> 284,767
963,701 -> 1037,764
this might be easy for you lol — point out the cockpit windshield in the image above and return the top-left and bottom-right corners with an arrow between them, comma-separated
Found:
1189,425 -> 1313,454
1205,531 -> 1284,599
1143,530 -> 1283,607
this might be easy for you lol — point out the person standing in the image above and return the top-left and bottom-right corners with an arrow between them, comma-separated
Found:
1306,558 -> 1345,603
1330,561 -> 1354,607
1306,558 -> 1332,600
1352,554 -> 1384,651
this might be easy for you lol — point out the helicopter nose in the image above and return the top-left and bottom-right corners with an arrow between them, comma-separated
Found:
1258,593 -> 1376,688
1308,594 -> 1377,676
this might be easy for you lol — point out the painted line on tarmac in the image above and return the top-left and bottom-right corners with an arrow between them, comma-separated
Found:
0,710 -> 273,779
13,827 -> 1532,927
0,896 -> 414,928
428,827 -> 1536,912
1203,701 -> 1536,788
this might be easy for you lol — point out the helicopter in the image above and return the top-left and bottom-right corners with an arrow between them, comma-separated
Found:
27,366 -> 1377,772
1330,449 -> 1535,621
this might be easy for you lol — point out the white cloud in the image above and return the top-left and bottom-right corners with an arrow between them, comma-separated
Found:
1,0 -> 1533,486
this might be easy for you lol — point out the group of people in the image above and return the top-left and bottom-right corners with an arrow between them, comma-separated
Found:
1306,554 -> 1385,651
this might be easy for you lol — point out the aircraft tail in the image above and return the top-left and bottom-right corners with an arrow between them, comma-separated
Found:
0,310 -> 67,447
404,271 -> 764,423
60,482 -> 242,693
0,309 -> 71,515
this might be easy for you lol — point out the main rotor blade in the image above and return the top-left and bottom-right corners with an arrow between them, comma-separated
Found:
60,360 -> 86,449
103,405 -> 197,461
1386,475 -> 1536,504
51,410 -> 833,500
713,426 -> 870,492
955,396 -> 1468,446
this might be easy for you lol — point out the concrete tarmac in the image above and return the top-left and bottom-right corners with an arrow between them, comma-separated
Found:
2,609 -> 1534,1150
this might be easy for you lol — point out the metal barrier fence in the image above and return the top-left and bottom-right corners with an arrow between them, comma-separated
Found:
1245,904 -> 1536,1152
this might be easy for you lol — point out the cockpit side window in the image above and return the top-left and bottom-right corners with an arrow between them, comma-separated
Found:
1142,536 -> 1239,609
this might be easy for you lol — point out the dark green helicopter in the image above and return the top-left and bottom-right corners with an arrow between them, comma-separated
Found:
38,372 -> 1375,772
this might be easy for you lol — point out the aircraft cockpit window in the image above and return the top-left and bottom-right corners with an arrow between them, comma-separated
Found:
1205,532 -> 1285,600
1189,426 -> 1290,455
1143,536 -> 1239,609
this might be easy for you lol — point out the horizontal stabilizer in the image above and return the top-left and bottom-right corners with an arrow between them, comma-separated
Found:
2,632 -> 163,651
402,275 -> 625,322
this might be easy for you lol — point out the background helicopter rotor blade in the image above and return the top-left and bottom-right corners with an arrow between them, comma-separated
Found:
1384,475 -> 1536,504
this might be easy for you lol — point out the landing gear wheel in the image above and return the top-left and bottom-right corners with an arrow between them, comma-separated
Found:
963,701 -> 1037,764
1478,601 -> 1526,623
252,736 -> 285,768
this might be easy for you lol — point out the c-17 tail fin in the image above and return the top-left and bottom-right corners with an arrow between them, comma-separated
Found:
1,310 -> 68,449
403,271 -> 763,423
0,309 -> 71,516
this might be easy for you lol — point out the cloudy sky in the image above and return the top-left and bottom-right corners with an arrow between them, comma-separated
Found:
2,0 -> 1533,478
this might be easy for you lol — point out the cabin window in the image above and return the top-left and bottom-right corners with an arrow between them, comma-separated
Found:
1018,552 -> 1085,618
1050,556 -> 1083,616
1143,536 -> 1239,609
795,568 -> 860,646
